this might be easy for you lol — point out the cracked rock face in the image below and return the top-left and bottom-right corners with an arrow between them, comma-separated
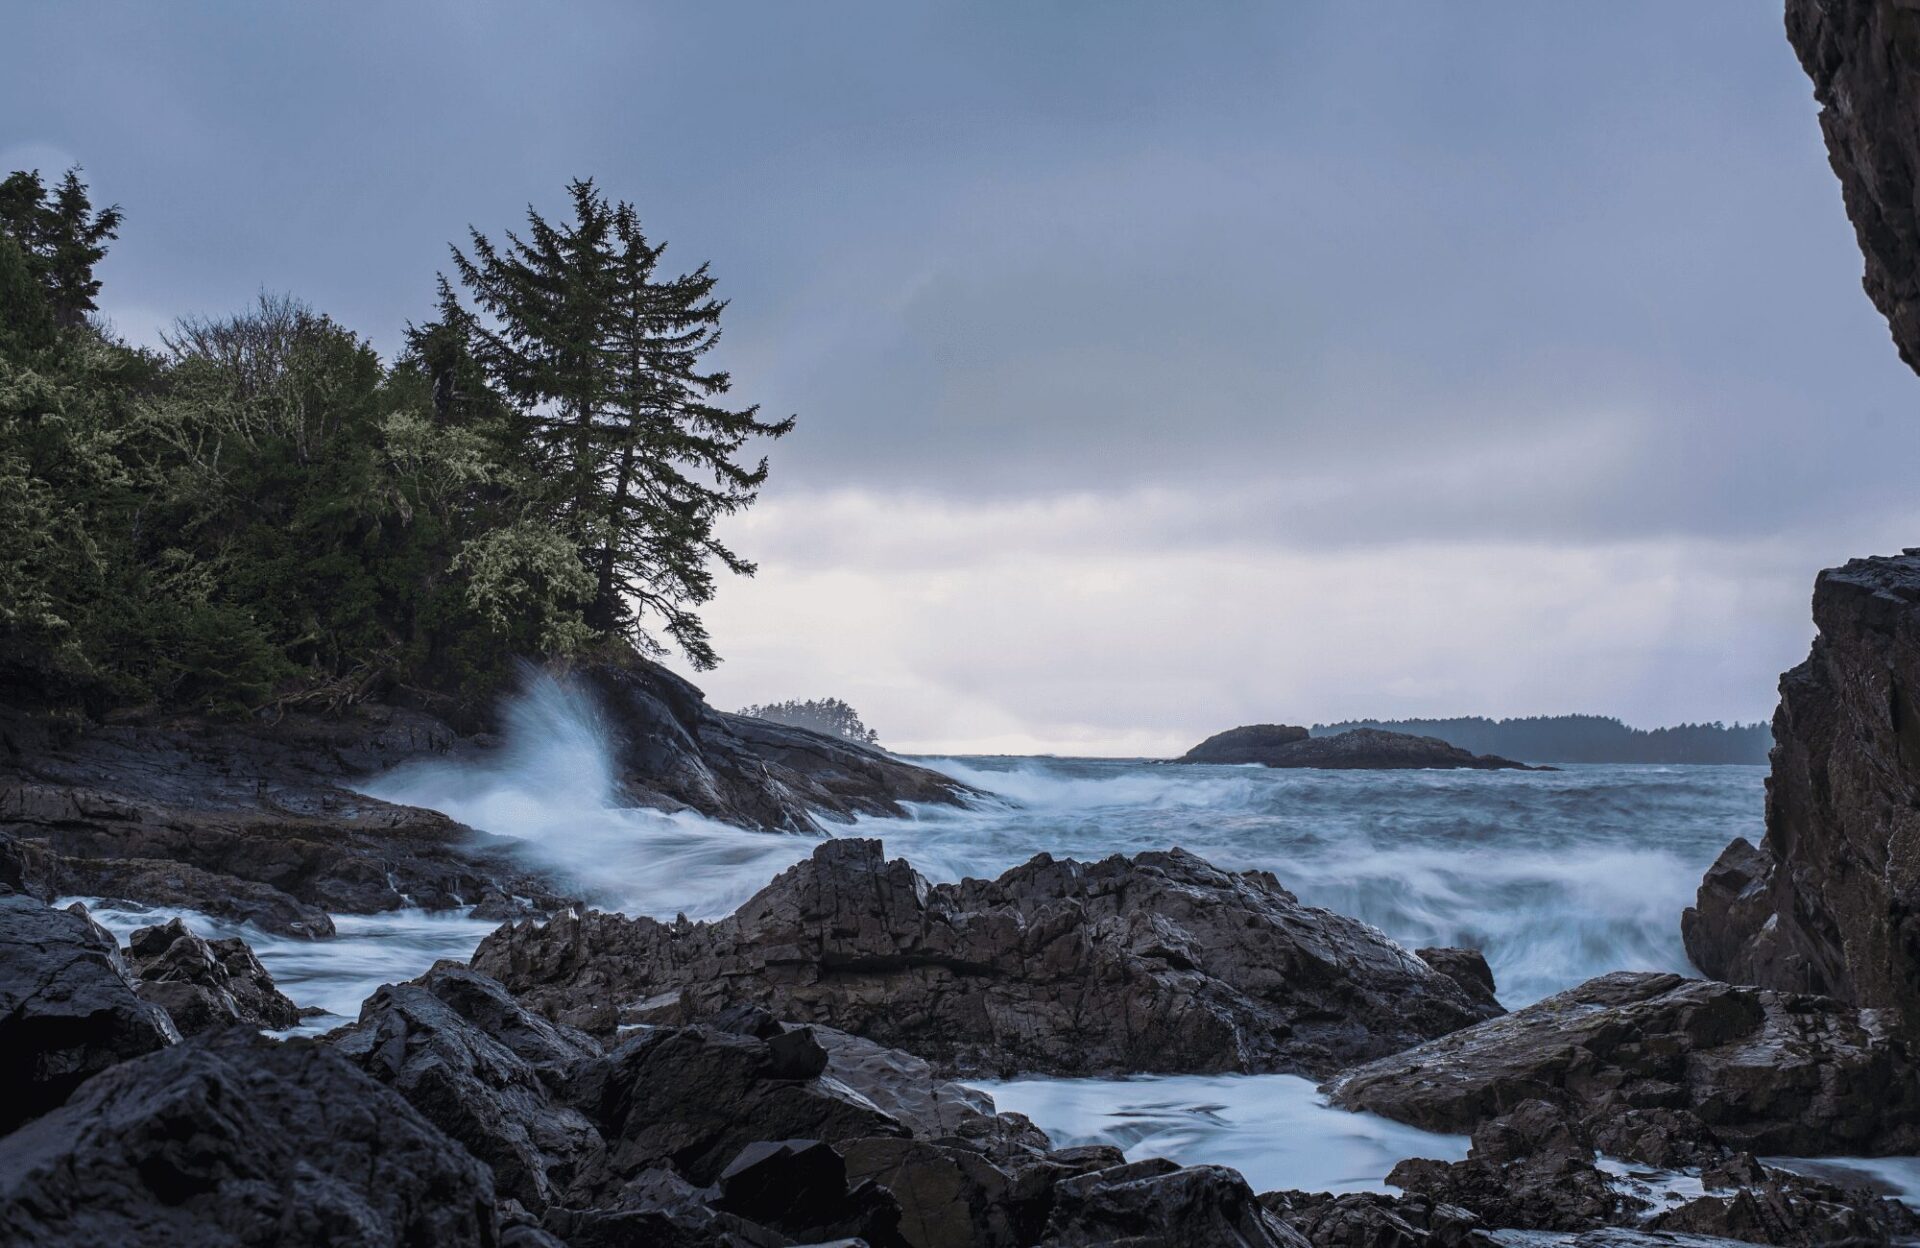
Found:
1683,553 -> 1920,1036
471,838 -> 1500,1078
0,893 -> 177,1134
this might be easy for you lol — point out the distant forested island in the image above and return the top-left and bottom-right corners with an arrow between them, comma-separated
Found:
1308,716 -> 1771,765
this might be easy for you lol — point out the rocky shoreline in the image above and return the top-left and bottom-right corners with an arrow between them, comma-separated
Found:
1176,724 -> 1539,771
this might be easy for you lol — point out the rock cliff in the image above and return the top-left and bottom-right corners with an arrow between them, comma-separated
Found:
1683,552 -> 1920,1034
1788,0 -> 1920,374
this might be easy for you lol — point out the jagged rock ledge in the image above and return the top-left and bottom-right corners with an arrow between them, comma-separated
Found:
471,837 -> 1502,1078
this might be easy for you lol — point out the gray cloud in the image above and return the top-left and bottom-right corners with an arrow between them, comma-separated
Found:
10,2 -> 1917,744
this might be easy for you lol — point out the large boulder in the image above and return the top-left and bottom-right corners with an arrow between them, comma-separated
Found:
472,839 -> 1500,1077
0,1028 -> 500,1247
124,917 -> 302,1034
0,893 -> 177,1133
1787,0 -> 1920,375
1327,971 -> 1920,1157
326,965 -> 605,1212
1178,725 -> 1534,770
1682,553 -> 1920,1036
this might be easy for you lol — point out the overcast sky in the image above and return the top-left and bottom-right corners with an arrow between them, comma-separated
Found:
10,3 -> 1920,753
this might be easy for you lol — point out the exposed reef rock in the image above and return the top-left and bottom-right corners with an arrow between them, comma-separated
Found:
472,838 -> 1501,1077
1683,552 -> 1920,1036
1788,0 -> 1920,374
0,654 -> 971,935
0,894 -> 177,1134
574,659 -> 972,832
1178,724 -> 1536,770
1327,971 -> 1920,1158
124,916 -> 301,1034
0,1029 -> 501,1247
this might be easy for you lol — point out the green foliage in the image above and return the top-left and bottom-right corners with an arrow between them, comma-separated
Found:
0,170 -> 791,717
447,179 -> 792,668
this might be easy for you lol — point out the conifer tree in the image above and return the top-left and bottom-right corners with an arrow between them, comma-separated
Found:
445,180 -> 791,668
0,168 -> 122,328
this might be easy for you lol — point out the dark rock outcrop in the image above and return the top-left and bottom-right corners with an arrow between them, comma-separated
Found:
124,916 -> 301,1034
473,838 -> 1500,1077
0,1028 -> 501,1247
1416,947 -> 1504,1014
327,965 -> 605,1212
0,893 -> 177,1133
1327,971 -> 1920,1158
1787,0 -> 1920,375
1260,1190 -> 1485,1248
1178,725 -> 1535,771
1376,1100 -> 1920,1247
1682,553 -> 1920,1038
0,704 -> 563,922
577,661 -> 973,831
1040,1158 -> 1308,1248
0,656 -> 970,936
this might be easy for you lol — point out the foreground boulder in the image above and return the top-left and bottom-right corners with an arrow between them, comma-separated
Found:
1328,971 -> 1920,1157
124,917 -> 301,1034
327,966 -> 605,1212
473,839 -> 1500,1077
1683,552 -> 1920,1039
0,1028 -> 499,1246
1040,1158 -> 1307,1248
1177,725 -> 1534,770
0,893 -> 176,1133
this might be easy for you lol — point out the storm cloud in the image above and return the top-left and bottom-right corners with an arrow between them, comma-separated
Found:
10,2 -> 1919,751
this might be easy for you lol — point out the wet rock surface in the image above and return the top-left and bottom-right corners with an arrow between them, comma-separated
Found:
1261,1189 -> 1485,1248
124,916 -> 302,1034
1178,724 -> 1536,770
1327,970 -> 1920,1158
578,660 -> 974,831
0,1028 -> 501,1247
0,655 -> 970,935
472,838 -> 1501,1077
1684,552 -> 1920,1039
0,893 -> 177,1134
326,965 -> 605,1212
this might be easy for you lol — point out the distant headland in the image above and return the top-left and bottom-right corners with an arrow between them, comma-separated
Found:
1309,715 -> 1771,766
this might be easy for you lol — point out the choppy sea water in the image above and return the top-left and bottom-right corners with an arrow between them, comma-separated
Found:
78,676 -> 1868,1196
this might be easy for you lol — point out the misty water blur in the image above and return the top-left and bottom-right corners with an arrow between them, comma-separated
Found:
971,1074 -> 1470,1195
361,672 -> 821,922
368,675 -> 1760,1006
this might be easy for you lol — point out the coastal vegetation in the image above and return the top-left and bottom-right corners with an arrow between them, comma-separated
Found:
0,169 -> 786,717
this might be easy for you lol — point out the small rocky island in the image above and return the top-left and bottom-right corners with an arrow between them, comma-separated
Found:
1176,723 -> 1538,770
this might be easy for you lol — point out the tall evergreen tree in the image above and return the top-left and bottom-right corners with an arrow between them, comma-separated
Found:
445,181 -> 791,668
0,168 -> 122,329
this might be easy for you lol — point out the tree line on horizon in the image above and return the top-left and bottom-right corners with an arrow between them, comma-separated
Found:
737,697 -> 882,747
0,169 -> 788,718
1310,714 -> 1772,764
